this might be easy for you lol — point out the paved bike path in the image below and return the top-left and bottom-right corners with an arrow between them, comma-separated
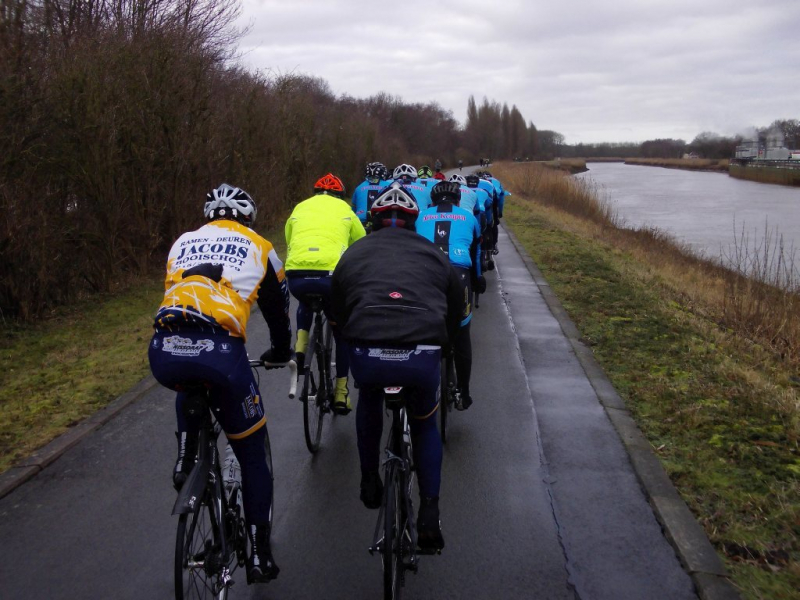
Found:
0,225 -> 700,599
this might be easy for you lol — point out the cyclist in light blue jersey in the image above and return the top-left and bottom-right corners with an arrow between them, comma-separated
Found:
482,171 -> 507,254
448,174 -> 480,216
352,162 -> 389,226
475,172 -> 497,269
417,165 -> 434,182
392,163 -> 432,210
465,174 -> 492,232
415,180 -> 485,410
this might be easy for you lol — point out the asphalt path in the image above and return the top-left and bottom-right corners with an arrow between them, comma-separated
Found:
0,214 -> 699,598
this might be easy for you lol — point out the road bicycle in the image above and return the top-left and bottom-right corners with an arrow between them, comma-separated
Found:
299,294 -> 335,453
172,359 -> 296,600
369,386 -> 440,600
439,352 -> 459,444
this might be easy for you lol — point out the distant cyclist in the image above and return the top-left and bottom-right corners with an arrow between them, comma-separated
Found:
285,174 -> 366,414
149,183 -> 290,583
332,183 -> 464,552
458,159 -> 463,170
416,180 -> 484,410
352,162 -> 389,227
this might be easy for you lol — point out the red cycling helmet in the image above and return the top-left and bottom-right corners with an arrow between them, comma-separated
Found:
314,173 -> 346,198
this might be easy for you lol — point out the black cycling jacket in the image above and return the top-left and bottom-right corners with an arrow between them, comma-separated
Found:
331,227 -> 464,347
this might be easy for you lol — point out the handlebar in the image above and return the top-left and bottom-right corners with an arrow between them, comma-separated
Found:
249,359 -> 298,400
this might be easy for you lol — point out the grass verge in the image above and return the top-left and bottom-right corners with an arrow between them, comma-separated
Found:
497,162 -> 799,600
0,225 -> 288,475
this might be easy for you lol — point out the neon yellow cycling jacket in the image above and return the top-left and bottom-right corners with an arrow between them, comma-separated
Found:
285,193 -> 366,272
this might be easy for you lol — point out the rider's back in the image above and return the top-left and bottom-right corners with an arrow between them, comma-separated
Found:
332,227 -> 462,347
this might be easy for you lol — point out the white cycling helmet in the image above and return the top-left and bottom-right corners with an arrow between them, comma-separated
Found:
204,184 -> 257,225
448,174 -> 467,185
370,182 -> 419,231
392,164 -> 417,180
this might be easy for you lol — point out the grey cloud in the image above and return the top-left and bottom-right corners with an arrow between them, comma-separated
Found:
234,0 -> 800,143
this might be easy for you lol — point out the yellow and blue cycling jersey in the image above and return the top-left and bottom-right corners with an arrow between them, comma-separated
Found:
285,192 -> 366,272
155,219 -> 287,341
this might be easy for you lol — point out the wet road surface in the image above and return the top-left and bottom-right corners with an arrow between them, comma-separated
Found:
0,225 -> 697,599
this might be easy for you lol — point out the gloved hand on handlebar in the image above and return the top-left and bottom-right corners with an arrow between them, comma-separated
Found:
260,346 -> 293,367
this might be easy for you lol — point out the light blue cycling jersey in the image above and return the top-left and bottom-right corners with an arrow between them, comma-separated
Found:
467,186 -> 492,230
415,203 -> 481,273
395,178 -> 432,211
489,177 -> 507,216
457,186 -> 480,215
476,178 -> 495,225
351,178 -> 390,223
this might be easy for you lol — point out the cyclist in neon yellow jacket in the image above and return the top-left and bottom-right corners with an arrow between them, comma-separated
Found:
285,173 -> 366,414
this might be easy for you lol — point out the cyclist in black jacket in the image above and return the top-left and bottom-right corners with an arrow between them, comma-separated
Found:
331,183 -> 463,552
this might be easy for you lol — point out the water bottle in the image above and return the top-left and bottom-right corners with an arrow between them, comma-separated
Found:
222,443 -> 241,497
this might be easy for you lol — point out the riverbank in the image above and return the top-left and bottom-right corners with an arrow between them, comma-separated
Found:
730,162 -> 800,186
625,157 -> 729,172
495,161 -> 799,600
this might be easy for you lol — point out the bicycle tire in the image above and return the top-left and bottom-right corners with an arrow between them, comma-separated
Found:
302,319 -> 325,453
383,463 -> 403,600
439,356 -> 448,444
263,424 -> 275,525
323,320 -> 335,410
175,488 -> 229,600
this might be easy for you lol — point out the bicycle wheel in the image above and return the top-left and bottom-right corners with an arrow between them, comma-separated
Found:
264,424 -> 274,525
175,489 -> 229,600
302,320 -> 325,453
383,463 -> 403,600
439,356 -> 448,444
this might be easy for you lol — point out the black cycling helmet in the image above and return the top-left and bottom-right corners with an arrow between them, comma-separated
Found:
204,184 -> 257,226
430,181 -> 461,206
465,174 -> 480,188
365,162 -> 387,182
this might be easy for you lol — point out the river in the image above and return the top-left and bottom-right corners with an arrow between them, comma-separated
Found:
574,162 -> 800,276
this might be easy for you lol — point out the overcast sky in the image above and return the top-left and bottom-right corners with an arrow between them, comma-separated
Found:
233,0 -> 800,145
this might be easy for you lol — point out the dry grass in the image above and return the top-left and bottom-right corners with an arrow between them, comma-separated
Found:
496,162 -> 800,376
496,160 -> 800,597
625,157 -> 729,172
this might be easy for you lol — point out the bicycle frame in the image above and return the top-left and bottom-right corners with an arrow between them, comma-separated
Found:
369,386 -> 419,598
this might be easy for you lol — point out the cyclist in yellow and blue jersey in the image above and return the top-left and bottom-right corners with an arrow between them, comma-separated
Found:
149,183 -> 290,584
285,173 -> 366,414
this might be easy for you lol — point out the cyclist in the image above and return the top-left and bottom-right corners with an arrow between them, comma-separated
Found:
148,183 -> 289,583
448,174 -> 479,216
416,180 -> 484,410
331,183 -> 464,552
475,172 -> 497,269
417,165 -> 434,181
482,171 -> 507,255
391,163 -> 432,210
285,173 -> 366,414
458,159 -> 463,170
352,162 -> 389,227
465,173 -> 492,233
